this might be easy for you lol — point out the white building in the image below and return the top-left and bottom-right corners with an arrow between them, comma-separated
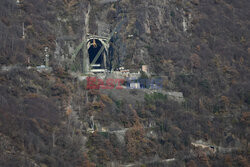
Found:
130,82 -> 140,89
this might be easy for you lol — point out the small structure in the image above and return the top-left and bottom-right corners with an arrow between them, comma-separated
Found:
22,22 -> 25,39
130,82 -> 140,89
142,65 -> 149,73
121,69 -> 129,73
44,47 -> 49,67
35,47 -> 52,72
36,65 -> 46,71
119,67 -> 129,73
90,64 -> 107,73
149,83 -> 159,90
90,69 -> 107,73
128,34 -> 134,38
91,64 -> 101,68
119,66 -> 125,71
16,0 -> 24,16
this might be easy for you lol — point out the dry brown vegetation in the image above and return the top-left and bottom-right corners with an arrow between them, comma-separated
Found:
0,0 -> 249,166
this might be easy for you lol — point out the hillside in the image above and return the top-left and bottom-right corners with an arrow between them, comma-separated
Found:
0,0 -> 249,166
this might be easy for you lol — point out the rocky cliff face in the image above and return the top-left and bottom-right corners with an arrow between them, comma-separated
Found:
0,0 -> 249,167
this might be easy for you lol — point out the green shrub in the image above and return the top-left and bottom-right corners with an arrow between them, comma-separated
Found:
198,79 -> 211,94
144,93 -> 167,104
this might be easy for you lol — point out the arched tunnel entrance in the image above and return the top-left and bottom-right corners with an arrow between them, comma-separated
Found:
87,39 -> 107,69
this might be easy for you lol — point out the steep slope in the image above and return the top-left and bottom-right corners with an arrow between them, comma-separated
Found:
0,0 -> 249,167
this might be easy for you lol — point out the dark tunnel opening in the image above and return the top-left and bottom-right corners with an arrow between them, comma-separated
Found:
88,39 -> 105,68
